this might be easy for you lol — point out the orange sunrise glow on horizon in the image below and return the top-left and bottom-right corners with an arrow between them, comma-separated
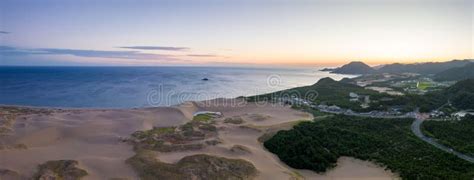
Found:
1,0 -> 472,66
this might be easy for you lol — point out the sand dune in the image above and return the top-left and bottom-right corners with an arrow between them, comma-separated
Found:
0,107 -> 190,179
0,100 -> 398,179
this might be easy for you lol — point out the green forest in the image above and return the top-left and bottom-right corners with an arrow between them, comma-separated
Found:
264,115 -> 474,179
422,115 -> 474,157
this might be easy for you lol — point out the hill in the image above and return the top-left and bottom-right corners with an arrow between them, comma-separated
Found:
377,60 -> 472,74
443,79 -> 474,110
434,63 -> 474,81
326,59 -> 473,75
330,61 -> 375,74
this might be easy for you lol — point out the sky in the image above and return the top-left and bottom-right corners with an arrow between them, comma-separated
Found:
0,0 -> 472,66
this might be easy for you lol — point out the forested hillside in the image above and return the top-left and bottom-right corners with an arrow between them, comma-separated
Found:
434,63 -> 474,81
264,115 -> 474,179
423,115 -> 474,157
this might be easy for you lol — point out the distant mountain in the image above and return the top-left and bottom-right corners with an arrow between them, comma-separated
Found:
326,59 -> 473,75
377,60 -> 473,74
434,63 -> 474,81
330,61 -> 375,74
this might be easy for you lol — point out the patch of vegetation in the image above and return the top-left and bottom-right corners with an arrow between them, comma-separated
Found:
13,143 -> 27,150
417,81 -> 432,90
126,150 -> 184,179
198,123 -> 217,132
131,127 -> 176,139
193,114 -> 213,123
0,106 -> 54,116
0,143 -> 28,150
33,160 -> 88,180
264,115 -> 474,179
230,145 -> 252,154
127,149 -> 257,180
0,169 -> 22,180
129,116 -> 218,152
131,128 -> 203,152
422,115 -> 474,157
247,114 -> 268,121
224,116 -> 244,124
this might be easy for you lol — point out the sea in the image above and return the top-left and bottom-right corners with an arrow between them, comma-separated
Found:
0,66 -> 355,108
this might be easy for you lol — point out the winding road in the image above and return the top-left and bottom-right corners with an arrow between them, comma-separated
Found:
315,104 -> 474,163
411,118 -> 474,163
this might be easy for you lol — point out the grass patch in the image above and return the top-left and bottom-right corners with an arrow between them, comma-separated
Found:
127,149 -> 257,180
0,169 -> 22,180
131,127 -> 176,140
33,160 -> 88,180
129,115 -> 218,152
417,81 -> 432,90
224,117 -> 244,124
192,114 -> 213,123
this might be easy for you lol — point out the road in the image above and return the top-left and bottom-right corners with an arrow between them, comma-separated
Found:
411,118 -> 474,163
314,104 -> 474,163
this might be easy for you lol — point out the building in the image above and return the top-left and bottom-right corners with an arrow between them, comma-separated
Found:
452,111 -> 474,119
349,92 -> 359,102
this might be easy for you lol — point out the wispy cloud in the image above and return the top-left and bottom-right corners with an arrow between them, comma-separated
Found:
0,46 -> 45,56
39,48 -> 174,60
0,31 -> 10,34
120,46 -> 190,51
0,46 -> 182,61
0,46 -> 16,50
186,54 -> 219,57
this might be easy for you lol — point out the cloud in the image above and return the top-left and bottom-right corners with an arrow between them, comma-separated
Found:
0,46 -> 45,56
39,48 -> 173,60
186,54 -> 219,57
120,46 -> 190,51
0,31 -> 9,34
0,46 -> 16,50
0,46 -> 183,61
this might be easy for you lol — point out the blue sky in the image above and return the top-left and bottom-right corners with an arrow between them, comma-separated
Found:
0,0 -> 472,66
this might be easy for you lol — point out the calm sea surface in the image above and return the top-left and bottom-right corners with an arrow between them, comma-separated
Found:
0,66 -> 354,108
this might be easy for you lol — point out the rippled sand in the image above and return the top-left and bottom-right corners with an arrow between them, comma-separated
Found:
0,99 -> 398,179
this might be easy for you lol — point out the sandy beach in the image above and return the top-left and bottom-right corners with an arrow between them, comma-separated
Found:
0,99 -> 398,179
